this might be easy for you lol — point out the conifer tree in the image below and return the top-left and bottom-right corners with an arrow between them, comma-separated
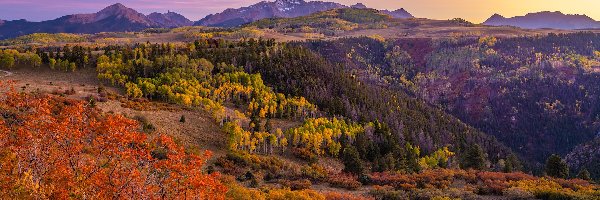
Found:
342,146 -> 363,175
503,154 -> 522,172
577,168 -> 591,181
545,154 -> 569,179
460,144 -> 486,170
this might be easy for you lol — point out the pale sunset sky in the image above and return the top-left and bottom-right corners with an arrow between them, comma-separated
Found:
0,0 -> 599,23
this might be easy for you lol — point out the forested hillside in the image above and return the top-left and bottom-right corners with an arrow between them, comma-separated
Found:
302,33 -> 600,178
3,0 -> 600,198
61,38 -> 511,168
1,25 -> 600,199
250,8 -> 391,36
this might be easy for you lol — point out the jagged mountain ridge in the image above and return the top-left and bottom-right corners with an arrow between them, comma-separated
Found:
148,11 -> 194,28
350,3 -> 368,9
64,3 -> 155,25
0,1 -> 416,39
483,11 -> 600,29
0,3 -> 192,39
195,0 -> 414,27
380,8 -> 414,19
195,0 -> 346,27
351,3 -> 413,19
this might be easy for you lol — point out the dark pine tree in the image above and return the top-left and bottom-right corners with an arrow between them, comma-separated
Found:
503,154 -> 523,172
545,154 -> 569,179
460,144 -> 487,170
577,168 -> 591,181
342,146 -> 364,175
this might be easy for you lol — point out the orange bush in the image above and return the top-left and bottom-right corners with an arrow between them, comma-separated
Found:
453,169 -> 477,182
476,171 -> 535,195
328,173 -> 362,190
369,172 -> 417,190
279,179 -> 313,191
291,147 -> 319,163
0,84 -> 226,199
414,169 -> 456,189
325,192 -> 374,200
477,171 -> 535,182
367,169 -> 599,198
265,188 -> 325,200
551,177 -> 592,190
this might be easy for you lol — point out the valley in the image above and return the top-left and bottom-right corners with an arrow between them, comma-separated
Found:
0,0 -> 600,199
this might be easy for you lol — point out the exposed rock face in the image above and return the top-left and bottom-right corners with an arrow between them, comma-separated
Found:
483,11 -> 600,29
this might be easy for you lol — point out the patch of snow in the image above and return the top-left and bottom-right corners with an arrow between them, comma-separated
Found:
275,0 -> 303,12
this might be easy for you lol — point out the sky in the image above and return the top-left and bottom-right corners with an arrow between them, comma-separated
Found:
1,0 -> 600,23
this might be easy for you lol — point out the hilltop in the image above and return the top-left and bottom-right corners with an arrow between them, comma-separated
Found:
195,0 -> 414,27
0,3 -> 192,39
484,11 -> 600,29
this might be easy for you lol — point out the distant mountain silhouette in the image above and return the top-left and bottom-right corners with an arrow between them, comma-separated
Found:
195,0 -> 414,27
483,11 -> 600,30
380,8 -> 414,19
148,11 -> 194,28
350,3 -> 413,19
0,3 -> 192,39
351,3 -> 368,9
194,0 -> 346,27
0,1 -> 416,39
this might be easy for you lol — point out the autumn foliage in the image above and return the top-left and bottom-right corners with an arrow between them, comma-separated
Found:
367,169 -> 599,199
0,83 -> 226,199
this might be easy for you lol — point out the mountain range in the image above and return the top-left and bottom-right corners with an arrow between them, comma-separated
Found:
196,0 -> 414,27
4,1 -> 600,40
0,1 -> 415,39
0,3 -> 190,39
380,8 -> 414,19
351,3 -> 413,19
147,11 -> 194,28
483,11 -> 600,29
194,0 -> 346,27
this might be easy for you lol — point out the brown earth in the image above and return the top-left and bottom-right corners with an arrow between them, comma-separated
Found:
0,65 -> 344,174
0,66 -> 226,157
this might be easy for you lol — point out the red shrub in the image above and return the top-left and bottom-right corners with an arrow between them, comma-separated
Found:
369,172 -> 417,190
476,171 -> 535,195
281,179 -> 312,191
414,169 -> 456,189
328,173 -> 362,190
552,178 -> 591,190
325,192 -> 374,200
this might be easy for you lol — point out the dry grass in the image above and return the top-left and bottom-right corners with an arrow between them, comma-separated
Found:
0,66 -> 108,99
0,66 -> 228,158
97,100 -> 227,157
0,66 -> 315,167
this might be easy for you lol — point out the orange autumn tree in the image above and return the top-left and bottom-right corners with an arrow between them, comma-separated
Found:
0,83 -> 226,199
